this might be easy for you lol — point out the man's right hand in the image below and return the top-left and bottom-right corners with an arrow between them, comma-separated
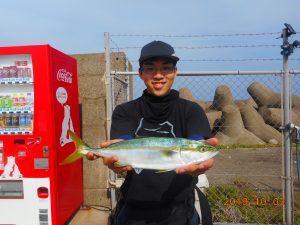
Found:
86,139 -> 133,175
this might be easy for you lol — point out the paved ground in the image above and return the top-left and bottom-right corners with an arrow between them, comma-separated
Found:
68,208 -> 278,225
68,207 -> 109,225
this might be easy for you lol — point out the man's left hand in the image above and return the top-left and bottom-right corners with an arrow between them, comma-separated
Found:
175,137 -> 218,177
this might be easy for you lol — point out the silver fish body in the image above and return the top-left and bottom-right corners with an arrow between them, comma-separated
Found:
97,137 -> 218,170
62,132 -> 219,173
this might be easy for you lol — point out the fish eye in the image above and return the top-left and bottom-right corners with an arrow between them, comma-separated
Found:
198,147 -> 205,152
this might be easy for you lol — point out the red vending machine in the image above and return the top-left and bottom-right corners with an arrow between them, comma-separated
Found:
0,45 -> 83,225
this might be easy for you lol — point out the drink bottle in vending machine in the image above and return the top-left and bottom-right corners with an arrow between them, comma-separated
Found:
0,45 -> 83,225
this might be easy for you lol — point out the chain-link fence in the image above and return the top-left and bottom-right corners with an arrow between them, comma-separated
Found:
105,29 -> 300,224
109,71 -> 300,224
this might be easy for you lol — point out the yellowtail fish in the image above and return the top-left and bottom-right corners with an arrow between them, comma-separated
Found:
61,131 -> 219,174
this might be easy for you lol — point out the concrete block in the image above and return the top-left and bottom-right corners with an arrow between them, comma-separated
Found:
78,75 -> 106,99
82,125 -> 107,147
72,54 -> 105,75
83,158 -> 108,189
81,99 -> 106,127
83,188 -> 111,207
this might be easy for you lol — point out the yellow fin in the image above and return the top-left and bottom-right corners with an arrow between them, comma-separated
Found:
114,161 -> 125,167
60,131 -> 90,165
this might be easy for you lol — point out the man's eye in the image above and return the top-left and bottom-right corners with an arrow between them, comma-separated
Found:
144,68 -> 155,72
162,66 -> 174,72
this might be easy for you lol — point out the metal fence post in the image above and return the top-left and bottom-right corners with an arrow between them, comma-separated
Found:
104,32 -> 112,140
282,26 -> 293,225
104,32 -> 118,209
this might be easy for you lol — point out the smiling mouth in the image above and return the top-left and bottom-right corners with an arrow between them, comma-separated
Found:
153,82 -> 165,89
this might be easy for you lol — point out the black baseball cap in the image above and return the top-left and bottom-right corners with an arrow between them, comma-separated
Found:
139,41 -> 179,66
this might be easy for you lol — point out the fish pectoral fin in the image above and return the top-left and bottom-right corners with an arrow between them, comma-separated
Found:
114,162 -> 126,167
160,149 -> 176,157
134,168 -> 143,174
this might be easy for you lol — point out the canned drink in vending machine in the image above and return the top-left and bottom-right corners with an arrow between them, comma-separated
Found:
26,114 -> 32,127
11,94 -> 19,108
12,115 -> 19,127
17,68 -> 24,78
0,68 -> 3,79
4,115 -> 12,127
9,66 -> 18,78
19,114 -> 26,127
2,67 -> 10,78
25,67 -> 32,78
3,96 -> 13,108
26,92 -> 34,108
0,95 -> 4,108
0,115 -> 4,127
18,93 -> 26,108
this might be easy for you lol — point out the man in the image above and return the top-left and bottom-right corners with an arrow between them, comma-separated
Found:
88,40 -> 217,225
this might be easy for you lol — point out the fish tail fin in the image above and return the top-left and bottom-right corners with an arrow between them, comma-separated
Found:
60,131 -> 90,165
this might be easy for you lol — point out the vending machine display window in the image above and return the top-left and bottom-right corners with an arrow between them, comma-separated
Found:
0,54 -> 34,135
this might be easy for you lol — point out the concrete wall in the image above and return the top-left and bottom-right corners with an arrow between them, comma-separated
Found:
71,52 -> 128,207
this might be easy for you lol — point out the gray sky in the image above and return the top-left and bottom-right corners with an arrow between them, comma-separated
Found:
1,0 -> 300,71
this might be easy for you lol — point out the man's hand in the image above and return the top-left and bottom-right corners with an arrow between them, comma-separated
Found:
175,137 -> 218,177
86,139 -> 133,175
102,155 -> 133,175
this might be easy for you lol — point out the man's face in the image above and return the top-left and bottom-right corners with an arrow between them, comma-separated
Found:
139,58 -> 177,97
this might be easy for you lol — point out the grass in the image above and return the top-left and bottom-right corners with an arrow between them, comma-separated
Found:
206,179 -> 285,224
294,191 -> 300,224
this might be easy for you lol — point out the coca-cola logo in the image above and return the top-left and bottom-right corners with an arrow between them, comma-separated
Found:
57,69 -> 72,84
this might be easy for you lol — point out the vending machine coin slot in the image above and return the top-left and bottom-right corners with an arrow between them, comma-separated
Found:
43,146 -> 49,157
